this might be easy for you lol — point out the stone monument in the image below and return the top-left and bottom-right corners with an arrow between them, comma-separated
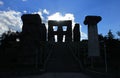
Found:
73,23 -> 80,41
84,16 -> 102,56
48,20 -> 72,42
21,14 -> 46,42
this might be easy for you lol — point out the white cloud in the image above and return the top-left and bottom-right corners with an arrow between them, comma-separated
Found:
47,12 -> 87,40
79,24 -> 88,40
0,9 -> 45,36
23,10 -> 27,13
48,12 -> 74,21
48,12 -> 75,27
43,9 -> 49,15
33,10 -> 44,20
0,1 -> 4,6
0,10 -> 22,36
0,9 -> 46,36
0,9 -> 87,40
81,32 -> 88,40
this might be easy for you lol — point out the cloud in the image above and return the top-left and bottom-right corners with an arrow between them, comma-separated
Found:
0,1 -> 4,6
43,9 -> 49,15
33,10 -> 44,20
0,10 -> 22,35
0,9 -> 87,40
47,12 -> 87,40
81,32 -> 88,40
23,10 -> 27,13
48,12 -> 75,27
0,9 -> 45,36
0,9 -> 46,36
48,12 -> 74,21
33,9 -> 50,23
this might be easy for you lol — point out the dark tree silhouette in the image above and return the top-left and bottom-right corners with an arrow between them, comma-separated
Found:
106,29 -> 114,40
0,30 -> 21,72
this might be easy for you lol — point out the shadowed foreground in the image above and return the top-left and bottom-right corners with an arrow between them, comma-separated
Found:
45,43 -> 82,72
15,73 -> 90,78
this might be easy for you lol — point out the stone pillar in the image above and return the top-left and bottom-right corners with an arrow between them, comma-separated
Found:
73,23 -> 80,42
65,21 -> 72,42
21,14 -> 42,43
40,23 -> 47,41
21,14 -> 44,70
48,22 -> 55,42
57,25 -> 63,42
84,16 -> 102,56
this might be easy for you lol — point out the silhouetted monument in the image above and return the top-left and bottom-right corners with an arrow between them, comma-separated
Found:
41,23 -> 47,41
48,20 -> 72,42
21,14 -> 46,43
84,16 -> 101,56
18,13 -> 103,72
20,14 -> 47,69
73,23 -> 80,42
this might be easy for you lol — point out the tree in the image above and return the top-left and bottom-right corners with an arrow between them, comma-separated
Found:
98,34 -> 104,41
107,29 -> 114,40
0,30 -> 21,47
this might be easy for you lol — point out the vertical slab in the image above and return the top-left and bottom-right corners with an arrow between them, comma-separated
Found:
84,16 -> 102,56
21,14 -> 44,42
41,23 -> 47,41
57,25 -> 63,42
73,23 -> 80,42
48,21 -> 55,41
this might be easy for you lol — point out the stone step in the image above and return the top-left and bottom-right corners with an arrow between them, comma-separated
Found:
15,73 -> 90,78
45,43 -> 81,72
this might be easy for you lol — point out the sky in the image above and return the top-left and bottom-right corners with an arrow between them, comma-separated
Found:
0,0 -> 120,39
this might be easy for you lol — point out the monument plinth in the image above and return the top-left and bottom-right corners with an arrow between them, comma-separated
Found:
84,16 -> 102,56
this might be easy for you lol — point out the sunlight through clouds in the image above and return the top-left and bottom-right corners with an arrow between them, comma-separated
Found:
48,12 -> 74,21
48,12 -> 75,27
0,9 -> 87,39
47,12 -> 87,40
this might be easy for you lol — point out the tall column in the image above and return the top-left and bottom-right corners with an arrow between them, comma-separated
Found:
40,23 -> 47,41
21,14 -> 42,43
65,21 -> 72,42
73,23 -> 80,42
57,25 -> 63,42
84,16 -> 102,56
48,22 -> 55,42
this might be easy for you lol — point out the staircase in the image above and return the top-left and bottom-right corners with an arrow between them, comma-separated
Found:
44,42 -> 82,72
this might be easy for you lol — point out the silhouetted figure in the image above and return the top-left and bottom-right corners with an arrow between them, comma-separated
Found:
73,23 -> 80,42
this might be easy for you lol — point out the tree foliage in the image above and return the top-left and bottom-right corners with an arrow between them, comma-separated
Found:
106,29 -> 114,39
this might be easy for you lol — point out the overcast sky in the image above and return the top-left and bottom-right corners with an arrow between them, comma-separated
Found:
0,0 -> 120,39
